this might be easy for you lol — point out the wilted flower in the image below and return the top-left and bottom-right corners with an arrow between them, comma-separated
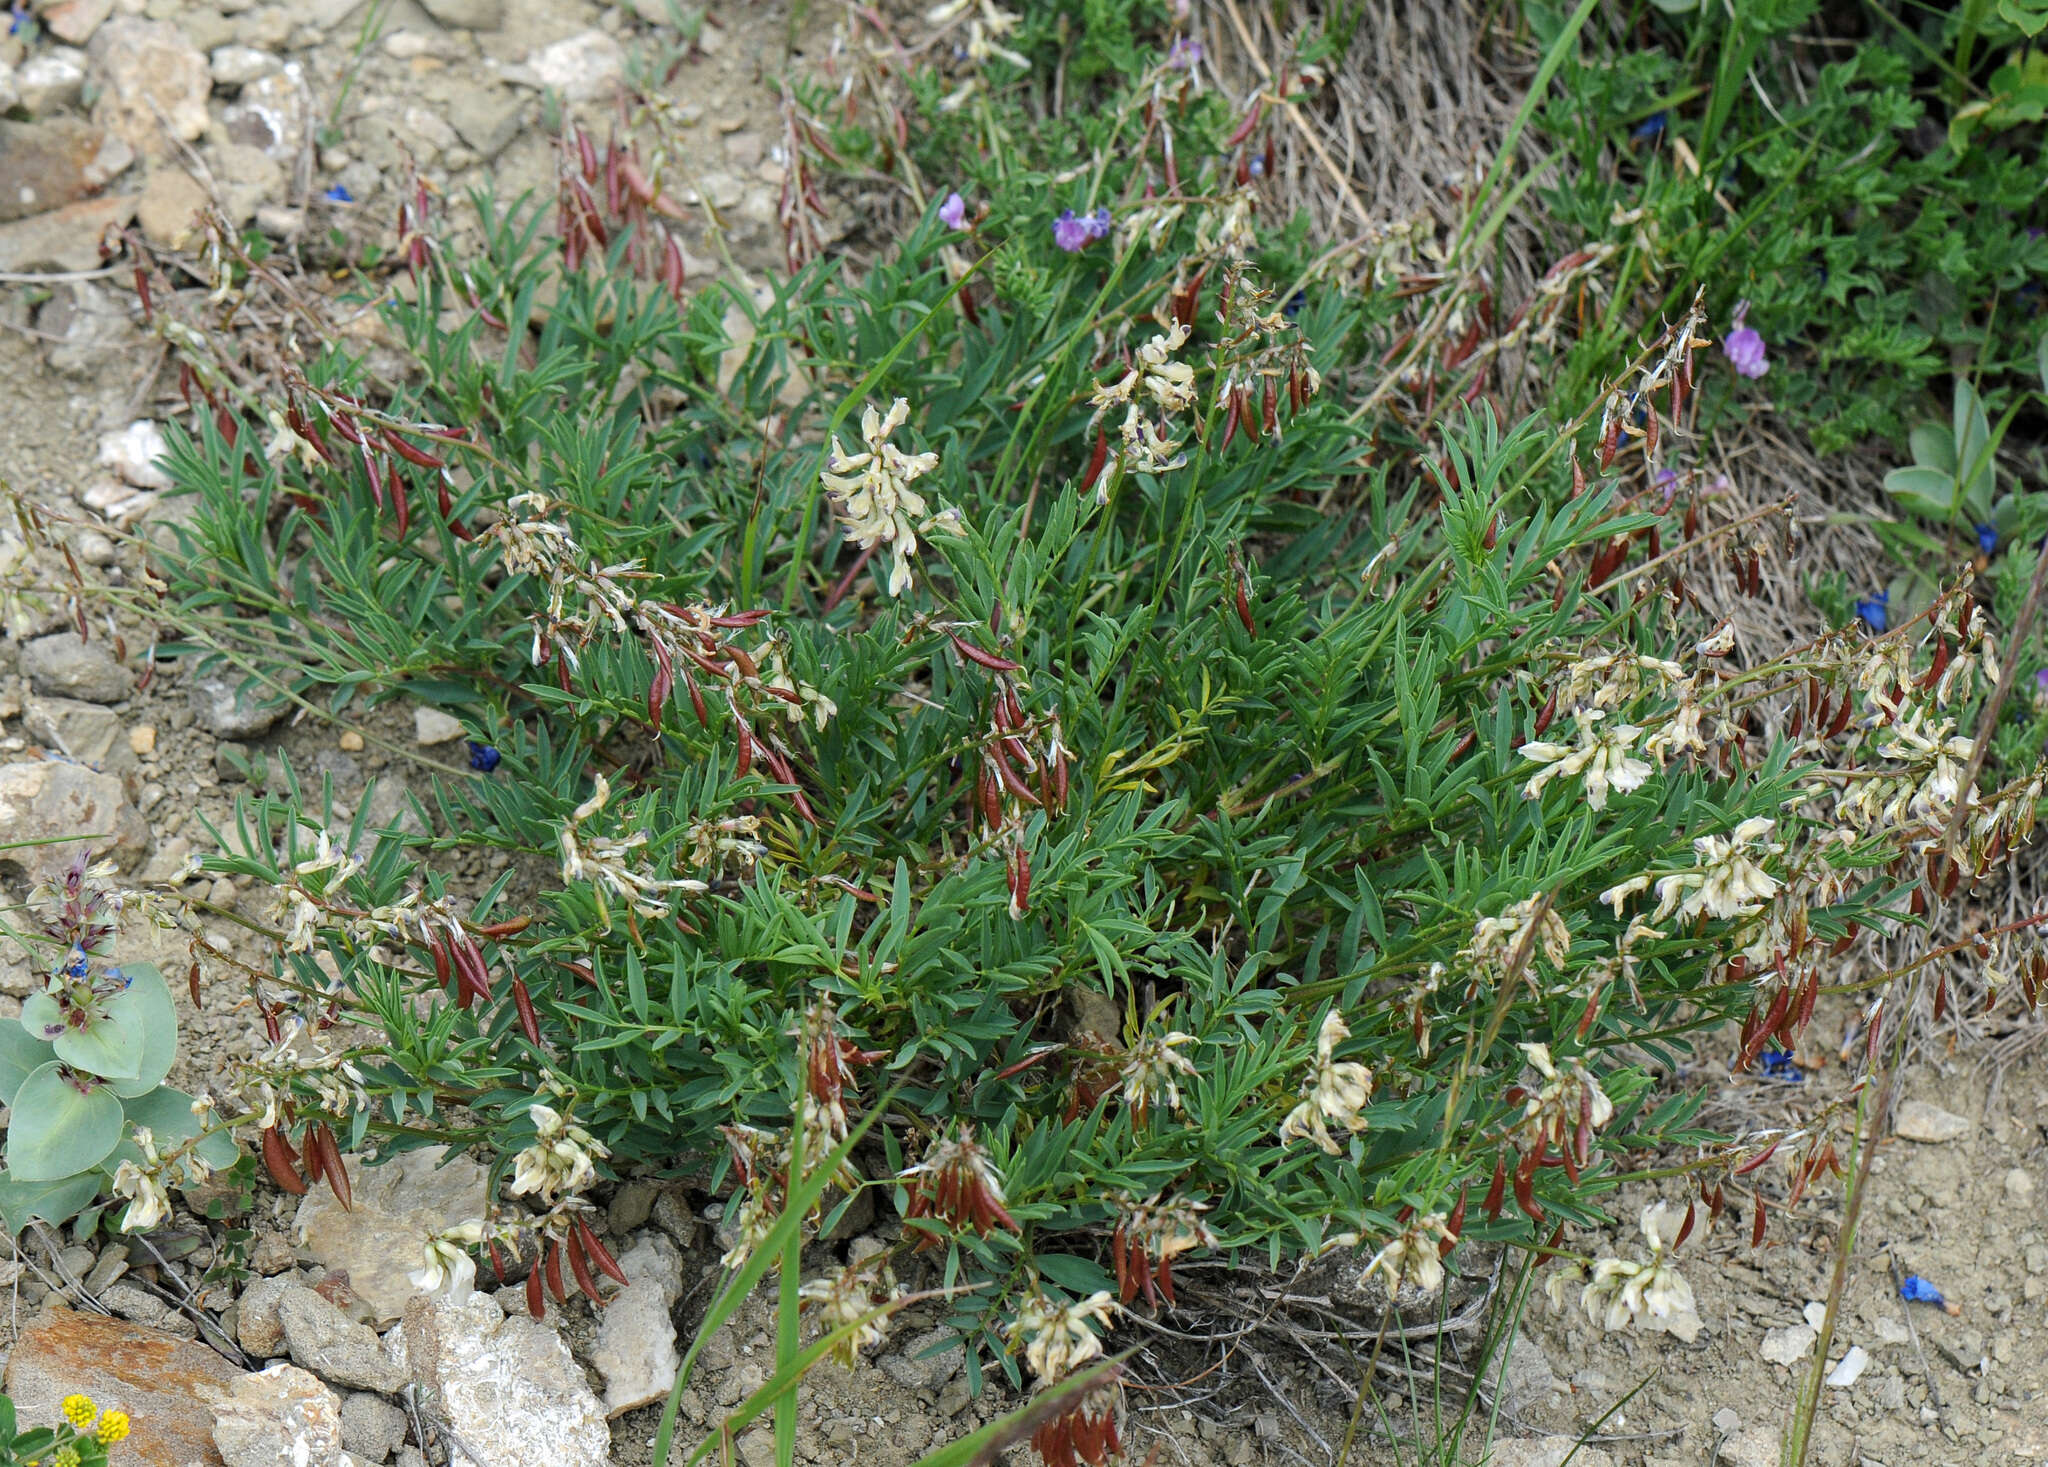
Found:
1722,300 -> 1769,379
1113,1194 -> 1216,1305
507,1102 -> 609,1204
1513,1042 -> 1615,1172
1360,1211 -> 1456,1296
1278,1011 -> 1373,1153
1519,708 -> 1654,810
798,1257 -> 903,1365
1653,817 -> 1780,922
1010,1288 -> 1119,1382
1119,1030 -> 1198,1121
821,398 -> 943,598
411,1220 -> 486,1305
938,191 -> 967,229
900,1123 -> 1018,1243
110,1160 -> 171,1233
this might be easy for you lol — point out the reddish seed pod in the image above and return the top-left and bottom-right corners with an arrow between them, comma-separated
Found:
1599,420 -> 1619,470
187,962 -> 202,1006
262,1127 -> 308,1195
575,1213 -> 631,1287
1081,426 -> 1109,493
566,1230 -> 605,1305
734,720 -> 754,777
489,1239 -> 508,1287
948,633 -> 1022,672
1234,573 -> 1255,636
1260,379 -> 1278,436
1239,386 -> 1261,443
391,470 -> 411,540
1751,1197 -> 1768,1249
381,428 -> 445,470
511,977 -> 541,1045
311,1123 -> 352,1210
526,1261 -> 546,1319
544,1238 -> 567,1304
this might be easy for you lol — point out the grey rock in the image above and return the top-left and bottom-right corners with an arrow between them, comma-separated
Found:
1894,1099 -> 1970,1143
42,0 -> 114,46
221,67 -> 308,161
189,668 -> 288,738
39,281 -> 138,378
0,61 -> 15,114
340,1391 -> 408,1462
204,143 -> 285,228
88,20 -> 211,156
518,30 -> 623,102
878,1328 -> 963,1391
383,1293 -> 609,1467
211,1362 -> 352,1467
590,1232 -> 684,1417
650,1187 -> 697,1248
0,760 -> 149,878
209,43 -> 279,87
0,119 -> 122,223
216,739 -> 263,784
22,633 -> 130,703
0,194 -> 138,272
278,1287 -> 408,1393
22,695 -> 134,775
15,50 -> 87,116
100,1281 -> 172,1327
441,81 -> 522,160
138,833 -> 195,886
293,1147 -> 488,1323
1498,1331 -> 1558,1415
607,1180 -> 660,1235
418,0 -> 502,28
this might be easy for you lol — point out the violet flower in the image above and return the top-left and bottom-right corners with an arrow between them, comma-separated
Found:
1053,207 -> 1113,253
938,192 -> 967,230
1722,300 -> 1769,379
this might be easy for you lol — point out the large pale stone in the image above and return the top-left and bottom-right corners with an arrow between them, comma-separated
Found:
292,1147 -> 489,1323
208,1363 -> 355,1467
1893,1099 -> 1970,1143
0,759 -> 150,878
4,1307 -> 239,1467
21,631 -> 130,703
0,193 -> 136,271
278,1287 -> 408,1393
383,1293 -> 609,1467
590,1231 -> 684,1416
88,19 -> 212,155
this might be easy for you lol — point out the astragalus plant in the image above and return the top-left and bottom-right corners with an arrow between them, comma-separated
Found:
134,27 -> 2043,1464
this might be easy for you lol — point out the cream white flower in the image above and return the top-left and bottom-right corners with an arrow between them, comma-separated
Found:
1120,1031 -> 1199,1120
1653,816 -> 1780,922
1009,1288 -> 1118,1382
1520,708 -> 1654,810
507,1103 -> 610,1204
1278,1011 -> 1374,1153
822,398 -> 943,598
111,1160 -> 171,1234
798,1259 -> 903,1366
411,1220 -> 486,1305
1574,1203 -> 1697,1332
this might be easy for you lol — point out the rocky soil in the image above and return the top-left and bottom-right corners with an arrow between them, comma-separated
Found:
0,2 -> 2043,1466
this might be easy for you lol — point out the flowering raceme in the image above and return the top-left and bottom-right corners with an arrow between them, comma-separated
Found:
1278,1011 -> 1373,1153
820,398 -> 948,597
1519,707 -> 1654,810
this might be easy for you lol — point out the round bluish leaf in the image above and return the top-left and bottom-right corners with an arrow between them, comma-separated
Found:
0,1170 -> 102,1237
19,991 -> 67,1043
5,1062 -> 124,1182
105,964 -> 179,1099
51,996 -> 143,1082
0,1024 -> 53,1108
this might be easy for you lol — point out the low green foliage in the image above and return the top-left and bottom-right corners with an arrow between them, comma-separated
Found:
0,855 -> 234,1238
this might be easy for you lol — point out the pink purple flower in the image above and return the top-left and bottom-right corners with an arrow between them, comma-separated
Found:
1722,300 -> 1769,379
1168,37 -> 1202,68
938,192 -> 967,230
1053,207 -> 1112,253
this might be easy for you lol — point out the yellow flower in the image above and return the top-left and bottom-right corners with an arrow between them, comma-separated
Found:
95,1410 -> 131,1445
54,1448 -> 80,1467
60,1395 -> 96,1428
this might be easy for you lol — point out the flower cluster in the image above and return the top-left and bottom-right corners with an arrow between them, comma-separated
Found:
1547,1203 -> 1698,1332
1278,1011 -> 1373,1153
557,774 -> 707,928
820,398 -> 957,598
1359,1210 -> 1458,1296
798,1255 -> 905,1366
508,1102 -> 610,1205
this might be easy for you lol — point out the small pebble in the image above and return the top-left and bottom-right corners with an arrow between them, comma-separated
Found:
339,730 -> 365,752
128,725 -> 157,755
414,707 -> 464,745
2006,1168 -> 2035,1202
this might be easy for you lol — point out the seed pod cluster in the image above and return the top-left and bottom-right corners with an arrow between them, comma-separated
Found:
558,127 -> 691,303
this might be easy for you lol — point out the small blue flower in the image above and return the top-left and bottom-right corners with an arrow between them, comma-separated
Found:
62,949 -> 90,980
324,184 -> 355,204
1282,290 -> 1306,320
467,741 -> 502,773
1631,110 -> 1668,142
1899,1275 -> 1947,1308
1248,155 -> 1266,177
1976,522 -> 1998,556
104,966 -> 130,991
1855,590 -> 1889,633
1757,1050 -> 1803,1082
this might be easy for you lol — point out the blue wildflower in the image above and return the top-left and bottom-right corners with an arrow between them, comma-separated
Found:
1631,110 -> 1668,142
1854,590 -> 1888,633
467,741 -> 502,773
1976,523 -> 1998,556
62,949 -> 90,980
1757,1050 -> 1803,1082
1052,210 -> 1091,252
1898,1275 -> 1948,1309
1282,290 -> 1306,320
324,185 -> 355,204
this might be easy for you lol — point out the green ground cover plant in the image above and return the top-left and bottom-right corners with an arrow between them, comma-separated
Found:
29,3 -> 2048,1464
